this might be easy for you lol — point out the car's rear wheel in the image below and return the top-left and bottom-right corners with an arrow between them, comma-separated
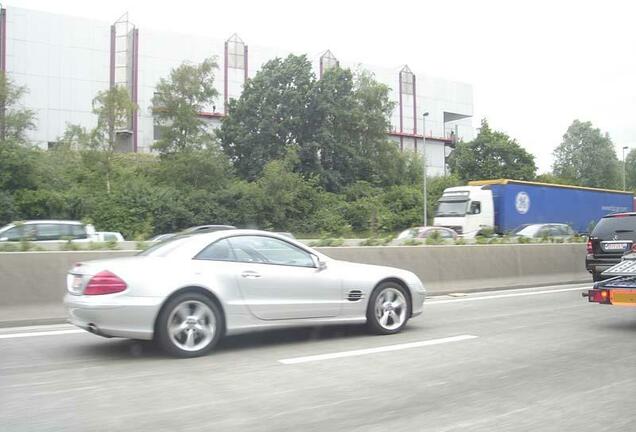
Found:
156,292 -> 223,358
367,282 -> 410,335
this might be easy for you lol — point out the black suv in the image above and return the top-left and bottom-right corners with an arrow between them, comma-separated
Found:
586,213 -> 636,281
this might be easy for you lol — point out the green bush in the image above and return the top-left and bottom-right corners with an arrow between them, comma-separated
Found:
402,239 -> 423,246
425,230 -> 444,245
19,238 -> 34,252
0,243 -> 19,252
87,241 -> 106,250
477,227 -> 495,238
360,236 -> 393,246
61,240 -> 82,251
454,237 -> 467,245
309,237 -> 345,247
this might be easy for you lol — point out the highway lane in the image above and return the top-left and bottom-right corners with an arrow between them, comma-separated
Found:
0,283 -> 634,432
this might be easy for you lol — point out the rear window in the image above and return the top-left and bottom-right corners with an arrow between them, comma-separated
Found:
591,216 -> 636,238
137,235 -> 193,257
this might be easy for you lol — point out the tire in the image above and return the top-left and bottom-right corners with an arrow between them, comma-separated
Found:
156,292 -> 223,358
366,282 -> 411,335
592,272 -> 602,282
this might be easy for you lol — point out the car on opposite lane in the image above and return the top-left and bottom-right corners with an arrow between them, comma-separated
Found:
511,223 -> 576,239
393,226 -> 459,244
64,230 -> 426,357
0,220 -> 95,242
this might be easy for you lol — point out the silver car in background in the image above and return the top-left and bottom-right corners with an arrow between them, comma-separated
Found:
65,230 -> 426,357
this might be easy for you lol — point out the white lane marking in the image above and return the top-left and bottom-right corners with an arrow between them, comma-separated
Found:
427,286 -> 586,305
0,329 -> 84,339
278,334 -> 478,365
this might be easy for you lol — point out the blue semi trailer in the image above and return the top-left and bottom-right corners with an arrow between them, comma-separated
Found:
434,179 -> 634,237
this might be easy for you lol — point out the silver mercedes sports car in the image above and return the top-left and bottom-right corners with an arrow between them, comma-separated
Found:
65,230 -> 426,357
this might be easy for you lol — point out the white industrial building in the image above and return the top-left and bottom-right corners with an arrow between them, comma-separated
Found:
2,6 -> 473,176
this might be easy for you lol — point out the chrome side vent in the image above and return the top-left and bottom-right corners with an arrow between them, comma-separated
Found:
347,290 -> 364,302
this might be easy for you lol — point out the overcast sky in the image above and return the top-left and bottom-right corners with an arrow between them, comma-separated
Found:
8,0 -> 636,173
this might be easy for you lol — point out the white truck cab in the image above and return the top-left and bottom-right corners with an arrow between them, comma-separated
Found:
433,185 -> 494,237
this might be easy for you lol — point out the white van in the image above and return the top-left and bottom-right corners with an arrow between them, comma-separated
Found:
0,220 -> 96,242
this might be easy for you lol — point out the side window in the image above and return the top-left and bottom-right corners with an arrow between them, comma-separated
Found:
196,239 -> 235,261
0,226 -> 22,241
228,236 -> 314,267
537,227 -> 550,237
470,201 -> 481,215
438,229 -> 453,239
35,224 -> 66,241
70,225 -> 87,239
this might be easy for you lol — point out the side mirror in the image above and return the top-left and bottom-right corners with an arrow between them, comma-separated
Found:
311,255 -> 327,271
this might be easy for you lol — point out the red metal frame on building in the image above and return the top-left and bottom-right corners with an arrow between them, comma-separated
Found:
109,25 -> 116,87
131,28 -> 139,152
199,112 -> 225,119
389,130 -> 454,145
398,71 -> 403,151
223,40 -> 229,112
412,74 -> 417,134
0,8 -> 6,73
244,44 -> 249,83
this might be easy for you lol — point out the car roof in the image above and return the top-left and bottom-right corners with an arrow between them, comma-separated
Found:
0,220 -> 85,231
603,212 -> 636,218
16,220 -> 84,225
143,229 -> 327,260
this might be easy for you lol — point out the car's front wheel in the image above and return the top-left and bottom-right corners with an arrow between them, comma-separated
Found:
367,282 -> 410,335
156,292 -> 223,358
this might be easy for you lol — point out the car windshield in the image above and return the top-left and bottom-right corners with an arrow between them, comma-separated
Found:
397,228 -> 420,240
435,200 -> 468,217
514,225 -> 542,236
592,216 -> 636,239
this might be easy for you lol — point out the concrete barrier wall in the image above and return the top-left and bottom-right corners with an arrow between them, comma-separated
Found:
0,244 -> 590,325
320,244 -> 589,293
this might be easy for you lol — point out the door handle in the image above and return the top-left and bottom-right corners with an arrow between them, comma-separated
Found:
241,270 -> 262,279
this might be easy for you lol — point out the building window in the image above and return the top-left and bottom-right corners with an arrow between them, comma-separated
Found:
227,34 -> 245,70
400,66 -> 414,95
320,50 -> 339,77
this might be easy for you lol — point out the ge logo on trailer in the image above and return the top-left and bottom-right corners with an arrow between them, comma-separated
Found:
515,192 -> 530,214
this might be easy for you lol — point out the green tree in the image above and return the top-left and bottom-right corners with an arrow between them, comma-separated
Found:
625,148 -> 636,190
552,120 -> 620,189
218,54 -> 315,180
0,73 -> 38,217
219,58 -> 407,191
306,69 -> 399,191
0,72 -> 35,143
534,172 -> 576,186
448,119 -> 536,182
152,57 -> 219,154
88,85 -> 136,193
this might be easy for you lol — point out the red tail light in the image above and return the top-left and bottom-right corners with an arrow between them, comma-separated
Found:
631,243 -> 636,253
84,271 -> 127,295
586,240 -> 593,254
587,289 -> 611,304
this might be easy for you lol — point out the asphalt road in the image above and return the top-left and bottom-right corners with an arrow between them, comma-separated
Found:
1,283 -> 634,432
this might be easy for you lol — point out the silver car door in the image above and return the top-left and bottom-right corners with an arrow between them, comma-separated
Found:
228,235 -> 342,320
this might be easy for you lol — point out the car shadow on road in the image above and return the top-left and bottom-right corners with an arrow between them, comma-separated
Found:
73,323 -> 425,360
597,317 -> 636,332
